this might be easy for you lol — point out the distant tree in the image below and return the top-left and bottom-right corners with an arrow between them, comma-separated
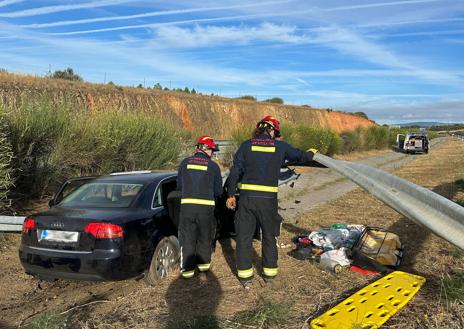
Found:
263,97 -> 284,104
107,81 -> 115,86
163,87 -> 169,91
184,87 -> 190,93
301,104 -> 311,108
137,83 -> 143,88
52,67 -> 83,81
352,111 -> 369,120
153,83 -> 162,90
191,88 -> 196,94
238,95 -> 257,101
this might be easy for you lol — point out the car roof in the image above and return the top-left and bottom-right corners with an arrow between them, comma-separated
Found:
94,171 -> 176,184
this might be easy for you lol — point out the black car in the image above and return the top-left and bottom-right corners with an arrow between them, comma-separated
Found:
19,171 -> 189,285
19,167 -> 299,283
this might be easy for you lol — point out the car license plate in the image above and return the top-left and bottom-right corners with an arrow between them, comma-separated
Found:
39,230 -> 79,243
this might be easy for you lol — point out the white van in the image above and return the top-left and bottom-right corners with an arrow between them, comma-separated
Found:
397,133 -> 429,154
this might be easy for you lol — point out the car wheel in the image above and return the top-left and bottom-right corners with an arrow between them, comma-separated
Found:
144,236 -> 180,285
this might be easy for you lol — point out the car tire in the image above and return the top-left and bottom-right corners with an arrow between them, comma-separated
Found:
144,236 -> 180,285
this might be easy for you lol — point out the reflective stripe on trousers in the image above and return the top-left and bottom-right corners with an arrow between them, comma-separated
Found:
263,267 -> 278,277
182,270 -> 195,278
181,198 -> 215,206
197,263 -> 211,272
239,183 -> 278,193
238,268 -> 254,279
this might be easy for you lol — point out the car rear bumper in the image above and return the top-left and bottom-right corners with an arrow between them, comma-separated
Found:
19,244 -> 128,281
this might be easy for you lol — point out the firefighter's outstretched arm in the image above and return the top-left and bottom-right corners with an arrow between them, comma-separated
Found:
283,142 -> 318,164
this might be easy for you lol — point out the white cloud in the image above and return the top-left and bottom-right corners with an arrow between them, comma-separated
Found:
0,0 -> 23,8
150,23 -> 306,48
0,0 -> 133,18
324,0 -> 441,12
20,0 -> 294,28
309,26 -> 463,86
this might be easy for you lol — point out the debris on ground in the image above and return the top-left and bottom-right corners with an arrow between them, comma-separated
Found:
291,224 -> 404,275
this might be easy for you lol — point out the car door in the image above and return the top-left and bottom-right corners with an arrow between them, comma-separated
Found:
151,177 -> 178,238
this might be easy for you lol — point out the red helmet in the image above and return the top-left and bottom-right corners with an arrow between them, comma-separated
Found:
197,135 -> 219,152
257,115 -> 281,136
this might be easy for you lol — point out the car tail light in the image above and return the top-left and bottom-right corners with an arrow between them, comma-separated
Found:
84,222 -> 123,239
22,217 -> 35,233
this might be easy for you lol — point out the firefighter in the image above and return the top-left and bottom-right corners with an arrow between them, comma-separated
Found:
226,116 -> 317,284
177,136 -> 222,279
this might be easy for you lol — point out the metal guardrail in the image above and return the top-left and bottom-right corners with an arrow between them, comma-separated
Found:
314,153 -> 464,250
0,216 -> 25,232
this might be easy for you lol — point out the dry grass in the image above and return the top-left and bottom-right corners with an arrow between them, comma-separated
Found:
69,139 -> 464,328
3,139 -> 464,329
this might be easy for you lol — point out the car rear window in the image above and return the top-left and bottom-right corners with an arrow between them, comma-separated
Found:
59,182 -> 144,208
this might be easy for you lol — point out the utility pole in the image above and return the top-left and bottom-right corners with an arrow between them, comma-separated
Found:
143,77 -> 146,88
104,72 -> 106,84
47,64 -> 51,76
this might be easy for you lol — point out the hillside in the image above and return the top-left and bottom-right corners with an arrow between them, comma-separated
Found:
0,72 -> 374,139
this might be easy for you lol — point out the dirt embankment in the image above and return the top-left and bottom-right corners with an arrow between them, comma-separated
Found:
0,72 -> 374,139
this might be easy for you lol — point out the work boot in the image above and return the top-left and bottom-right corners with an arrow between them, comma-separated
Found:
239,276 -> 254,290
262,275 -> 276,283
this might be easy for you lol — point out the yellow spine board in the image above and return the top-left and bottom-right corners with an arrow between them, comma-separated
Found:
310,271 -> 426,329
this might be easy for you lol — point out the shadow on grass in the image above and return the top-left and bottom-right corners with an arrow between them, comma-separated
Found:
165,272 -> 222,329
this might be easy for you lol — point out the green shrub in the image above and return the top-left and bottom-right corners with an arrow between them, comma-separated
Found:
237,95 -> 257,101
231,125 -> 253,146
281,124 -> 341,155
0,114 -> 13,211
363,126 -> 390,150
3,99 -> 184,200
263,97 -> 284,104
51,67 -> 82,81
340,128 -> 363,153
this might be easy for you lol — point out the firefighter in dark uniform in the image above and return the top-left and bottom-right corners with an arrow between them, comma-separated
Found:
177,136 -> 222,279
226,116 -> 317,284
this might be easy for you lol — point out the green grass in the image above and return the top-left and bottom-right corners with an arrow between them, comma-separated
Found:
2,98 -> 185,200
27,313 -> 65,329
451,247 -> 464,259
233,298 -> 290,326
281,124 -> 342,155
441,271 -> 464,302
0,116 -> 13,211
231,124 -> 436,157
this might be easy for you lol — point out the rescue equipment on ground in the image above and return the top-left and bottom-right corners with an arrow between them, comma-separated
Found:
291,224 -> 403,274
310,271 -> 426,329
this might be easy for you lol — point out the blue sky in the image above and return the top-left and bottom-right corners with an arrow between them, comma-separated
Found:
0,0 -> 463,124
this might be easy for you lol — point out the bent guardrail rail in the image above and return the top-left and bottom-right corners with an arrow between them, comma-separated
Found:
0,216 -> 25,232
314,153 -> 464,250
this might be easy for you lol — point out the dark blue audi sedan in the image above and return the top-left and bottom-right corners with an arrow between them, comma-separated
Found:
19,171 -> 185,285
